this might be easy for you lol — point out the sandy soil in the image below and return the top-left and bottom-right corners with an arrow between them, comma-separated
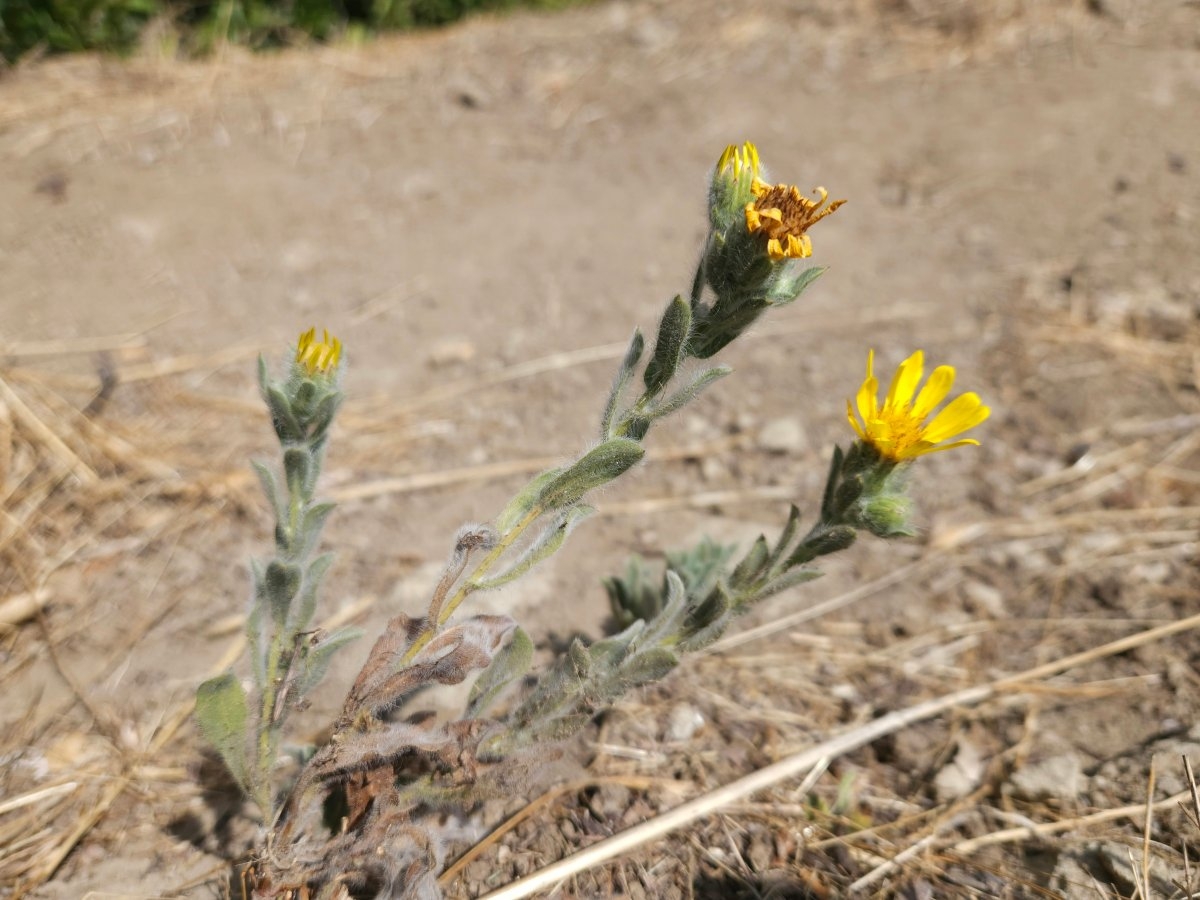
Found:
2,0 -> 1199,897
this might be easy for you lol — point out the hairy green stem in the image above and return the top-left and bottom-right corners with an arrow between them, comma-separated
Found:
255,639 -> 283,813
438,507 -> 542,625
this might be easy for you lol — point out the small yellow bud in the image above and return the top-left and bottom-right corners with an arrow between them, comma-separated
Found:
717,141 -> 760,181
295,327 -> 343,376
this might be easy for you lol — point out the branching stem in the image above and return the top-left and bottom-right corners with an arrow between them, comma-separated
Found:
399,506 -> 544,665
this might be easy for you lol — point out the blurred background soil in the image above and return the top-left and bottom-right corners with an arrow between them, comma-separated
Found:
2,0 -> 1199,896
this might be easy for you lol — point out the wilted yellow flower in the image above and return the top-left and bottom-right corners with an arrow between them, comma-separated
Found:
847,350 -> 989,462
745,181 -> 845,261
296,327 -> 342,375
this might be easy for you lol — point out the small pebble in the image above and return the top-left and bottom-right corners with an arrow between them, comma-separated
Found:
665,702 -> 704,742
1009,752 -> 1083,802
428,339 -> 476,367
759,417 -> 806,454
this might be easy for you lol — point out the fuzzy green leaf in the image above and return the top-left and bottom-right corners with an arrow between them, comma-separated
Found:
296,502 -> 335,559
787,526 -> 857,569
820,445 -> 845,522
283,447 -> 311,498
246,562 -> 268,689
652,366 -> 731,420
265,561 -> 302,625
567,636 -> 592,678
729,535 -> 769,589
251,460 -> 285,526
833,473 -> 865,516
643,295 -> 691,396
752,567 -> 823,602
602,328 -> 644,439
637,570 -> 688,648
473,506 -> 593,591
310,391 -> 343,440
683,580 -> 732,637
195,673 -> 250,794
687,300 -> 765,359
678,597 -> 733,652
766,504 -> 802,573
495,468 -> 562,534
265,386 -> 301,443
289,553 -> 334,632
294,626 -> 363,699
623,415 -> 651,441
618,647 -> 678,687
293,378 -> 317,412
256,355 -> 270,397
540,439 -> 644,510
588,619 -> 644,669
765,265 -> 825,307
467,626 -> 534,719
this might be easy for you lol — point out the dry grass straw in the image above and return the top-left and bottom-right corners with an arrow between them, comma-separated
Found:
1182,757 -> 1200,897
0,356 -> 215,891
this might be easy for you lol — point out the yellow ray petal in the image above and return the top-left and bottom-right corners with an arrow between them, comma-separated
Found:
856,373 -> 879,424
885,350 -> 924,411
846,400 -> 866,440
923,392 -> 989,443
911,365 -> 955,420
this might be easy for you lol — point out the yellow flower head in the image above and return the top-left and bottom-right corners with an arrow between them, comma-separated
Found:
296,327 -> 343,376
745,181 -> 845,261
717,141 -> 761,182
847,350 -> 989,462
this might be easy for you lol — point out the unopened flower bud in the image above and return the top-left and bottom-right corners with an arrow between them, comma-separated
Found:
855,489 -> 915,539
295,327 -> 343,377
708,142 -> 761,232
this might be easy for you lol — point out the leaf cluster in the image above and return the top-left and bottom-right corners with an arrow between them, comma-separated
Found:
196,352 -> 359,816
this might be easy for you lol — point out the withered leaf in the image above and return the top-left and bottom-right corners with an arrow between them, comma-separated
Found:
353,614 -> 518,718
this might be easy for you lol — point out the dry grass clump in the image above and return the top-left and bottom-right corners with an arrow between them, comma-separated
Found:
0,337 -> 267,893
3,349 -> 166,617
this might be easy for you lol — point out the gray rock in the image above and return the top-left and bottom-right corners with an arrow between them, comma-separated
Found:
759,417 -> 806,454
1010,752 -> 1084,802
934,739 -> 987,802
665,702 -> 704,742
1047,850 -> 1100,899
1096,840 -> 1180,897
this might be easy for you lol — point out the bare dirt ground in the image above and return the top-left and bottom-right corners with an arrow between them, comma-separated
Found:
2,0 -> 1200,896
